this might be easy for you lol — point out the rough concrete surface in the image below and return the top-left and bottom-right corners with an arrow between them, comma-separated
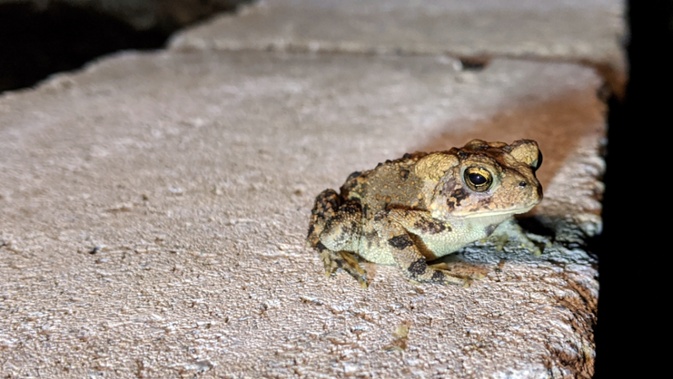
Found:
1,50 -> 602,378
0,0 -> 618,378
171,0 -> 625,94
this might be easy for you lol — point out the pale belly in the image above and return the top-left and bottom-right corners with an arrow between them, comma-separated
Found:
355,220 -> 497,264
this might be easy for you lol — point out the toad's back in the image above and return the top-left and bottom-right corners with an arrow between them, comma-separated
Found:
339,152 -> 431,218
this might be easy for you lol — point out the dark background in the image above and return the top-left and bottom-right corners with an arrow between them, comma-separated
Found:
594,1 -> 672,377
0,2 -> 165,93
0,1 -> 248,93
1,1 -> 670,377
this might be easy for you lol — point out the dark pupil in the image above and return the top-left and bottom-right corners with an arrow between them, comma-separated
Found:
469,173 -> 487,185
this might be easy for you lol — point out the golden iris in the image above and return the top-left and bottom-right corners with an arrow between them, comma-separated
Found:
463,166 -> 493,192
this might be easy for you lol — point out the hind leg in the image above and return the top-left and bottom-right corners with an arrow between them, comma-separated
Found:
307,189 -> 368,287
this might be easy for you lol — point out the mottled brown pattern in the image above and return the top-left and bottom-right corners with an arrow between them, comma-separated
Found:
388,235 -> 414,250
307,139 -> 543,286
407,259 -> 427,277
447,187 -> 469,209
413,218 -> 448,234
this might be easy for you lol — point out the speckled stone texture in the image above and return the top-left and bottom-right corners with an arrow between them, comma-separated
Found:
0,0 -> 621,377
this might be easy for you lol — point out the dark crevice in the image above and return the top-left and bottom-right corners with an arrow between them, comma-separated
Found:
457,56 -> 489,71
593,1 -> 672,378
0,1 -> 252,94
0,2 -> 168,93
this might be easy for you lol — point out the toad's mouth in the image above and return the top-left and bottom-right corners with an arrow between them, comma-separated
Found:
454,203 -> 538,219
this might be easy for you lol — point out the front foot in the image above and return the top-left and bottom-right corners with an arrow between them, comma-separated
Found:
427,261 -> 485,287
427,269 -> 471,287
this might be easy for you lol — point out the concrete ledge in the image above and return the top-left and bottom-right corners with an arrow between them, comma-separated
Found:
1,50 -> 602,377
171,0 -> 625,94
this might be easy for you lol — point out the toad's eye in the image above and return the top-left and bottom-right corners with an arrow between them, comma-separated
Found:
463,166 -> 493,192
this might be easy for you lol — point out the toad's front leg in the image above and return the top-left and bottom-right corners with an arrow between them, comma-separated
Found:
307,189 -> 369,287
373,209 -> 468,286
